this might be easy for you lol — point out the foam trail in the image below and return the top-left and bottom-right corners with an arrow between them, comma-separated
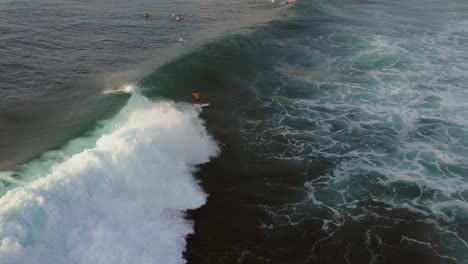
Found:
0,172 -> 24,186
0,92 -> 219,264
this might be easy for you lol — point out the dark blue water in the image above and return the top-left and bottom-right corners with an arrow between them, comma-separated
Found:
1,0 -> 468,263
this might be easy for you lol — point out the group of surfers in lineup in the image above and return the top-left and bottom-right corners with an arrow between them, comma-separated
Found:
143,0 -> 295,106
144,11 -> 198,103
145,12 -> 181,20
144,12 -> 184,43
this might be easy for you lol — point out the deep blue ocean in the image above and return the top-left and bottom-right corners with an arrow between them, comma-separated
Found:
1,0 -> 467,263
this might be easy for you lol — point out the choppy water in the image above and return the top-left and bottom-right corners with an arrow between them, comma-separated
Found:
1,0 -> 468,263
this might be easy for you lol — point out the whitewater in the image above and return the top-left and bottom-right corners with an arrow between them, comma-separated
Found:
0,90 -> 219,263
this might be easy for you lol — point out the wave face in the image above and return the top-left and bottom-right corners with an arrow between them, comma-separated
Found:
0,0 -> 285,170
0,91 -> 219,264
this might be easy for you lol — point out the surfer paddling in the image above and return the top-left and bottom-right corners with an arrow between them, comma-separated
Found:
192,90 -> 201,106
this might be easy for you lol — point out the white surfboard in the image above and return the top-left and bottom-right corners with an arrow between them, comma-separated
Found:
194,103 -> 210,108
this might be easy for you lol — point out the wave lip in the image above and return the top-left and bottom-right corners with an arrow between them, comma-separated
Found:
0,94 -> 219,264
102,84 -> 137,95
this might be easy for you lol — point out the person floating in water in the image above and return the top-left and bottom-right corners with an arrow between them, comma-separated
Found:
144,12 -> 150,18
179,35 -> 184,43
171,12 -> 175,17
192,90 -> 201,106
176,16 -> 182,22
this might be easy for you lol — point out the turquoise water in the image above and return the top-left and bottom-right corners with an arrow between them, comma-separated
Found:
1,0 -> 468,263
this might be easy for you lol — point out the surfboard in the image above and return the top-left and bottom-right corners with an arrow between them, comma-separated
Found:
194,103 -> 210,108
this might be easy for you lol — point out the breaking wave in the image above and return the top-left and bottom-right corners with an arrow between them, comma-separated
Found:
0,88 -> 219,264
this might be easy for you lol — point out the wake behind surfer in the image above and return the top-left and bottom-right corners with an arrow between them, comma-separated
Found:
192,90 -> 201,106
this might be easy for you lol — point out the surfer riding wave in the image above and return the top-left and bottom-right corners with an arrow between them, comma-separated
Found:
192,90 -> 201,106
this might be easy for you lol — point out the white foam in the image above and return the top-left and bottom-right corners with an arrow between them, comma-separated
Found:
102,84 -> 137,95
0,93 -> 219,264
0,172 -> 24,186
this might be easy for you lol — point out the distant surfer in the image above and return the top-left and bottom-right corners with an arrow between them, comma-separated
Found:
171,12 -> 175,17
179,35 -> 184,43
176,16 -> 182,22
145,12 -> 150,19
192,90 -> 201,106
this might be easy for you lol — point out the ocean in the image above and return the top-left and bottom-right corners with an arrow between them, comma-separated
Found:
1,0 -> 467,263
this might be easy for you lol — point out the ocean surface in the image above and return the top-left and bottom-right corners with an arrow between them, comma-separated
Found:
1,0 -> 468,263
